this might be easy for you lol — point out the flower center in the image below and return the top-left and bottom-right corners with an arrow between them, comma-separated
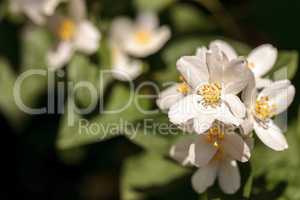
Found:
206,126 -> 224,148
58,19 -> 76,41
134,30 -> 151,45
176,76 -> 190,95
255,96 -> 276,120
198,83 -> 222,107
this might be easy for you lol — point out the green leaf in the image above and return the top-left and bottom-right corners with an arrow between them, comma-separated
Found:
56,83 -> 152,150
68,54 -> 112,108
170,4 -> 216,33
268,50 -> 298,80
0,58 -> 24,124
134,0 -> 175,12
19,26 -> 52,108
121,152 -> 189,200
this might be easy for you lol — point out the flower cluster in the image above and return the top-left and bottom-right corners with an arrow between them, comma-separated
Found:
11,0 -> 171,77
157,40 -> 295,194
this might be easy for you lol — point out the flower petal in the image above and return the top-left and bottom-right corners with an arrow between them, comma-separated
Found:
215,103 -> 241,126
68,0 -> 86,21
73,20 -> 101,54
218,159 -> 240,194
222,94 -> 246,119
124,26 -> 171,57
254,119 -> 288,151
247,44 -> 277,77
47,41 -> 73,70
256,78 -> 273,89
194,135 -> 218,167
193,115 -> 215,134
44,0 -> 61,16
170,137 -> 195,166
176,55 -> 209,88
209,40 -> 238,61
206,45 -> 227,83
156,84 -> 184,110
222,58 -> 252,95
259,80 -> 295,115
221,133 -> 251,162
111,17 -> 133,42
136,11 -> 158,30
168,94 -> 201,125
191,163 -> 218,193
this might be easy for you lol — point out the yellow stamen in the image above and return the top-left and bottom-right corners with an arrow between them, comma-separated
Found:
134,30 -> 151,45
58,19 -> 75,41
198,83 -> 222,107
212,148 -> 224,161
248,62 -> 255,69
206,125 -> 224,148
255,96 -> 276,120
176,76 -> 190,95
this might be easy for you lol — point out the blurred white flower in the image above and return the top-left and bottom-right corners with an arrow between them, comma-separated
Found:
244,79 -> 295,151
111,12 -> 171,57
170,123 -> 251,194
47,0 -> 101,70
210,40 -> 278,88
10,0 -> 63,25
168,46 -> 253,134
110,41 -> 143,81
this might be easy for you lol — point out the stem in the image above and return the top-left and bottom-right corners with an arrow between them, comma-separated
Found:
197,0 -> 245,40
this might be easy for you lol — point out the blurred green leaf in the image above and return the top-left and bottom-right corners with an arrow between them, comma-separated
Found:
19,26 -> 52,108
68,54 -> 110,108
170,4 -> 216,33
121,152 -> 189,200
134,0 -> 175,12
0,58 -> 24,123
56,83 -> 152,149
268,50 -> 298,80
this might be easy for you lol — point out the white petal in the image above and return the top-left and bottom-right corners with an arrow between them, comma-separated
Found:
124,26 -> 171,57
254,119 -> 288,151
194,135 -> 218,167
239,117 -> 254,136
256,78 -> 273,89
259,80 -> 295,114
241,74 -> 257,107
193,115 -> 215,134
170,137 -> 195,166
136,11 -> 158,30
43,0 -> 61,16
73,20 -> 101,54
168,94 -> 201,125
218,159 -> 240,194
206,45 -> 225,83
111,17 -> 133,42
191,163 -> 218,193
111,45 -> 143,81
176,55 -> 209,88
223,94 -> 246,119
215,103 -> 241,126
221,133 -> 251,162
223,58 -> 252,95
209,40 -> 238,61
156,84 -> 184,110
68,0 -> 86,21
47,41 -> 73,70
23,5 -> 45,25
247,44 -> 277,77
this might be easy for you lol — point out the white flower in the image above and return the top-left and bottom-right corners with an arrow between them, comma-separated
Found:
111,12 -> 171,57
170,123 -> 251,194
47,0 -> 101,70
210,40 -> 278,88
168,46 -> 252,134
170,123 -> 251,167
109,41 -> 143,81
245,79 -> 295,151
10,0 -> 63,25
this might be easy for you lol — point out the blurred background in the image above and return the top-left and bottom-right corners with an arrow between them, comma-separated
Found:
1,0 -> 300,199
